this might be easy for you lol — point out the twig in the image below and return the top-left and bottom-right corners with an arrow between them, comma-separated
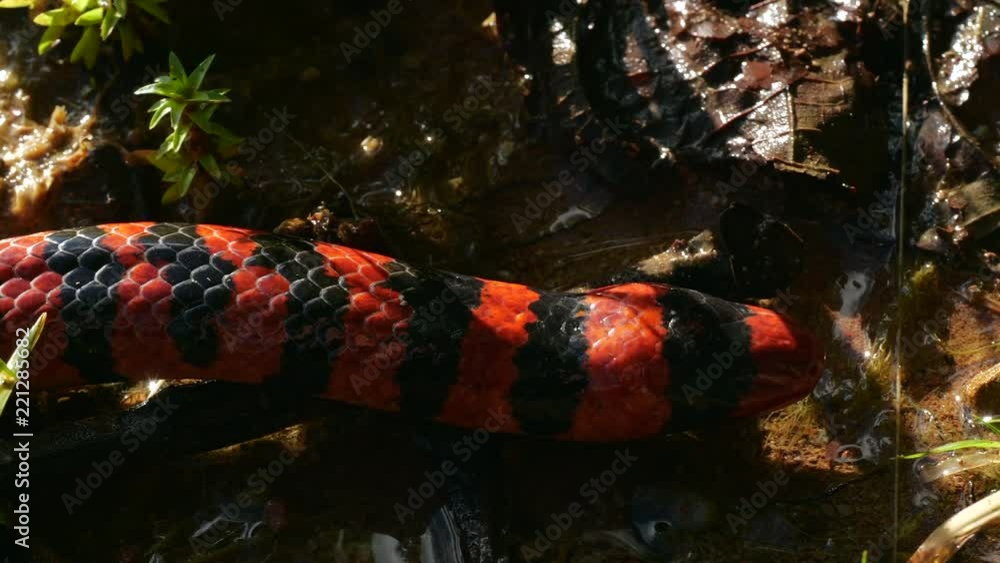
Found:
892,0 -> 915,558
921,9 -> 1000,169
908,488 -> 1000,562
281,131 -> 360,220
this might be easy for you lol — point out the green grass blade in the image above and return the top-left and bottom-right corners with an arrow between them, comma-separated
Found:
0,313 -> 47,416
978,416 -> 1000,437
900,440 -> 1000,460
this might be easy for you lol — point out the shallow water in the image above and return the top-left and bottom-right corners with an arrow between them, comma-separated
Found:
1,0 -> 998,561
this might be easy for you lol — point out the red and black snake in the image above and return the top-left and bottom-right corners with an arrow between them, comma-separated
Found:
0,223 -> 822,441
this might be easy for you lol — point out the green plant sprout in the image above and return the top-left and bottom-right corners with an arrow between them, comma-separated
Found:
135,52 -> 242,204
0,0 -> 169,68
900,416 -> 1000,460
0,313 -> 46,416
901,415 -> 1000,560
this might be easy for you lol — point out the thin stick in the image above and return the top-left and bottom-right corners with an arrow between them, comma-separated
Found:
893,0 -> 914,558
909,489 -> 1000,562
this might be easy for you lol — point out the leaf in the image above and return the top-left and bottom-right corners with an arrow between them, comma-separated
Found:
68,0 -> 90,12
34,7 -> 74,26
187,88 -> 230,103
113,0 -> 126,17
100,4 -> 122,39
0,313 -> 47,416
162,164 -> 198,204
133,0 -> 169,23
199,154 -> 222,180
134,79 -> 183,98
162,120 -> 192,154
192,104 -> 218,122
168,51 -> 186,82
37,24 -> 65,55
210,124 -> 242,148
117,20 -> 136,59
167,99 -> 185,131
187,106 -> 215,132
75,7 -> 104,26
146,150 -> 186,173
899,440 -> 1000,460
954,179 -> 1000,242
188,108 -> 242,147
0,0 -> 35,8
161,182 -> 185,204
70,25 -> 101,69
187,54 -> 215,91
162,161 -> 191,181
147,98 -> 171,129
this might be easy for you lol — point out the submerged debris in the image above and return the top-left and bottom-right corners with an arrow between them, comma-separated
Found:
0,92 -> 91,220
498,0 -> 886,192
919,177 -> 1000,250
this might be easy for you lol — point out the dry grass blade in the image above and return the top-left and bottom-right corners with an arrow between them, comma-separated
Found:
908,489 -> 1000,562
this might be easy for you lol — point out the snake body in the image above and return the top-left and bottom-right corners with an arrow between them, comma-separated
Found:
0,223 -> 821,441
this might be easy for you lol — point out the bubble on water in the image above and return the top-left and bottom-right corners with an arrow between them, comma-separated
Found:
361,135 -> 383,157
630,484 -> 714,555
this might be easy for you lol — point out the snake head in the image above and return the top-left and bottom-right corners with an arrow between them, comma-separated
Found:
729,304 -> 823,418
662,289 -> 823,430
